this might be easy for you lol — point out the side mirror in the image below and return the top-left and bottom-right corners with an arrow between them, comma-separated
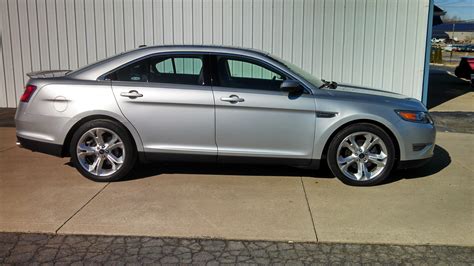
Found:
280,80 -> 304,94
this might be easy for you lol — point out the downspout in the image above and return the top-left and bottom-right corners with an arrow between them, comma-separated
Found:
421,0 -> 434,106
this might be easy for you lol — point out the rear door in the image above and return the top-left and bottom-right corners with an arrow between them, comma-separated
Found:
108,53 -> 216,161
211,55 -> 316,164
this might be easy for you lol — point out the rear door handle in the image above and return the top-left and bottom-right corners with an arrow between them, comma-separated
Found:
120,90 -> 143,98
220,95 -> 244,103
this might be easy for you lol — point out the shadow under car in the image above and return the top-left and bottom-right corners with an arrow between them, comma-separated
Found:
65,145 -> 450,184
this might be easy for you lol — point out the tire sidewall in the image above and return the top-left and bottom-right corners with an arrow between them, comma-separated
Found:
327,123 -> 396,186
70,119 -> 136,182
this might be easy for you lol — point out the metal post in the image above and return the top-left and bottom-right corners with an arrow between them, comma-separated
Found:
450,23 -> 455,63
421,0 -> 434,106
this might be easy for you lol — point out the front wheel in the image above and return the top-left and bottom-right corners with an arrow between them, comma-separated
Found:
70,119 -> 136,182
327,123 -> 396,186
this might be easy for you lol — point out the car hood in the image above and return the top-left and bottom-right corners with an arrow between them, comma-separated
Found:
320,82 -> 427,111
333,83 -> 410,100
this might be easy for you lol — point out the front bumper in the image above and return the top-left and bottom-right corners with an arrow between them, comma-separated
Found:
16,136 -> 63,157
395,119 -> 436,162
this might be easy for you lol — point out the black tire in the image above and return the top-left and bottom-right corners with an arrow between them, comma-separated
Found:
70,119 -> 137,182
327,123 -> 396,186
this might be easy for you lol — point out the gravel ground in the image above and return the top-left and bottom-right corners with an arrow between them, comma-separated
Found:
1,233 -> 473,265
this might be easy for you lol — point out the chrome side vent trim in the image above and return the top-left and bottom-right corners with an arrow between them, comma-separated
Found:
316,111 -> 338,118
413,143 -> 429,151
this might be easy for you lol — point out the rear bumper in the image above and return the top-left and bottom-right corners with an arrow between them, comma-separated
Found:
17,136 -> 63,157
15,107 -> 69,145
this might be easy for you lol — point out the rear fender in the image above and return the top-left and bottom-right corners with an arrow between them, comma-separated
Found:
62,110 -> 145,154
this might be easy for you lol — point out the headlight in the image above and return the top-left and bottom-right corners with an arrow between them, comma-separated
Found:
395,110 -> 434,124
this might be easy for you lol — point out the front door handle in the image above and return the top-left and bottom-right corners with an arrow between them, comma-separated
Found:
120,90 -> 143,99
221,95 -> 245,103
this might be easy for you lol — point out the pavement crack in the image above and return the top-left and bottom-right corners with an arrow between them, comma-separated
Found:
300,177 -> 318,242
55,182 -> 110,234
0,146 -> 16,153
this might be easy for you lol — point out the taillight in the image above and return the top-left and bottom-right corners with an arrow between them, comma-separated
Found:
20,85 -> 37,102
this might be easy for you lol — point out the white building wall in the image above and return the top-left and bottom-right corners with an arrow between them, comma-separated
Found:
0,0 -> 431,108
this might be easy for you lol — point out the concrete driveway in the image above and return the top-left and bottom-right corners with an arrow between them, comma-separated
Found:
0,127 -> 473,246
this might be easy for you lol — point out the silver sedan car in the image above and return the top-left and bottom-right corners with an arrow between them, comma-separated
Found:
15,46 -> 436,186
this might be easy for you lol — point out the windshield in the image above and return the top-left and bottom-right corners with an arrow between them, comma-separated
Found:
268,54 -> 324,88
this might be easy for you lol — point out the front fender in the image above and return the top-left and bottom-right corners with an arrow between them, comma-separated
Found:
312,113 -> 404,161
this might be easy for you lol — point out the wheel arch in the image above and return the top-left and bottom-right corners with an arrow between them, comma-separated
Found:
61,114 -> 143,157
320,119 -> 401,163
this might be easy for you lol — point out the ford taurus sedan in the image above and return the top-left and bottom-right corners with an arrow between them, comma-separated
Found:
15,46 -> 436,186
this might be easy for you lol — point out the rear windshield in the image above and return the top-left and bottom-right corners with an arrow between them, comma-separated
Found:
66,51 -> 130,76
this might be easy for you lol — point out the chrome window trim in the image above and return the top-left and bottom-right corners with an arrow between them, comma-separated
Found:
209,52 -> 313,95
97,50 -> 314,95
97,51 -> 210,83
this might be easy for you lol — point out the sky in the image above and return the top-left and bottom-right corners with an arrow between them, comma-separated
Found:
435,0 -> 474,21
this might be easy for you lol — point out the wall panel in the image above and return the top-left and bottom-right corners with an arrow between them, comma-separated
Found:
7,0 -> 25,101
65,0 -> 78,69
46,0 -> 59,68
56,0 -> 70,69
1,0 -> 17,107
342,0 -> 355,83
94,0 -> 107,60
191,0 -> 202,44
0,0 -> 8,107
0,0 -> 431,107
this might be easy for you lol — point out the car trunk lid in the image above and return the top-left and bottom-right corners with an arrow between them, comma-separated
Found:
26,70 -> 71,79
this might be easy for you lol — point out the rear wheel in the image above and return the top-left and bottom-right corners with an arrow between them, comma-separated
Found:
327,123 -> 396,186
70,119 -> 136,182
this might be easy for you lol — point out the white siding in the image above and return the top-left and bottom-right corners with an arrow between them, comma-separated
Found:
0,0 -> 431,108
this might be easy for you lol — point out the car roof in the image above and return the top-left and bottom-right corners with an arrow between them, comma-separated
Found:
68,45 -> 272,80
138,45 -> 270,56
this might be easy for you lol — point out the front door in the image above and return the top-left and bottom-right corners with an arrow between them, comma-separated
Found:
211,55 -> 316,165
109,54 -> 216,161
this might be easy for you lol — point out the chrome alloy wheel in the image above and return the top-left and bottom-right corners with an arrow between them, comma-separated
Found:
76,127 -> 125,177
336,131 -> 388,181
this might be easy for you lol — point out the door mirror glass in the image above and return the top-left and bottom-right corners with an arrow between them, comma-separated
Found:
280,80 -> 303,94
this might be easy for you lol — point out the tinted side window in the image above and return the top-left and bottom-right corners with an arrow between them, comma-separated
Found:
107,55 -> 204,85
154,58 -> 202,75
227,60 -> 284,81
173,58 -> 203,75
113,60 -> 149,82
216,56 -> 286,91
155,58 -> 174,73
